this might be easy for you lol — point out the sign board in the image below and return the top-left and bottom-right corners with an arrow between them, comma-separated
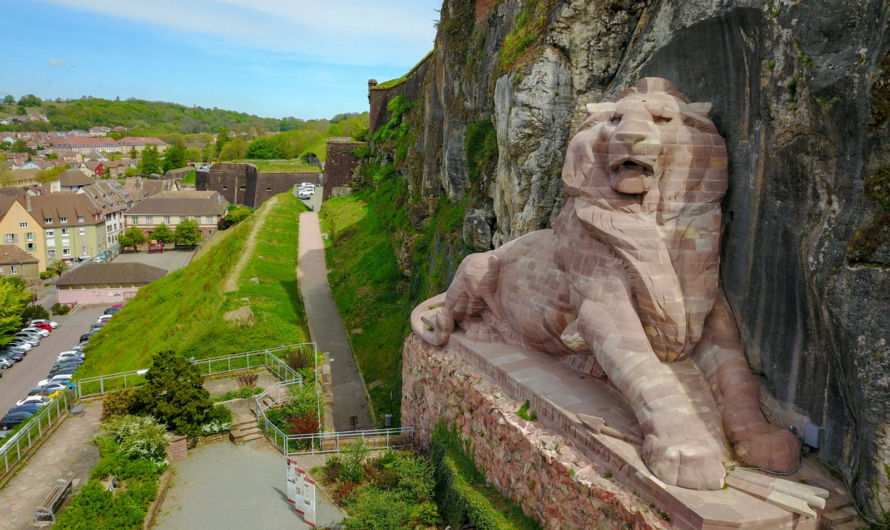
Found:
286,457 -> 316,527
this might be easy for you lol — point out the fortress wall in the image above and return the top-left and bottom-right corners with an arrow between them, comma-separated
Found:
253,173 -> 319,206
198,163 -> 258,206
323,139 -> 364,201
402,335 -> 670,530
368,53 -> 434,135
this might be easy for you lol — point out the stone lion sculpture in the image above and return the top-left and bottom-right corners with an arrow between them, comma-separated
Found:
412,77 -> 800,490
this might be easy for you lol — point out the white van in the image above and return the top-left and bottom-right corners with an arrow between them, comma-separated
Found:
38,374 -> 73,387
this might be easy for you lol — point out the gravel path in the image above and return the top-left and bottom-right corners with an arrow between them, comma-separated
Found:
223,195 -> 279,293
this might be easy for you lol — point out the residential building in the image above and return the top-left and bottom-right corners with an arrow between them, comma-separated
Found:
84,150 -> 107,161
104,159 -> 138,178
50,137 -> 119,154
82,161 -> 105,178
60,151 -> 83,163
5,169 -> 40,187
49,169 -> 94,192
117,137 -> 167,153
89,126 -> 111,137
0,196 -> 45,270
0,244 -> 42,298
123,177 -> 178,203
55,262 -> 166,304
112,126 -> 128,133
78,180 -> 132,248
17,193 -> 108,265
124,190 -> 228,240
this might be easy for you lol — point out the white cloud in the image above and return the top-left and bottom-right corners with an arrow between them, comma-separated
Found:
35,0 -> 439,66
0,88 -> 9,95
48,58 -> 67,67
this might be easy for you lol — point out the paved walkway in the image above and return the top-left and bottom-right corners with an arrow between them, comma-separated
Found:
0,402 -> 102,530
223,195 -> 279,293
154,439 -> 344,530
298,212 -> 374,431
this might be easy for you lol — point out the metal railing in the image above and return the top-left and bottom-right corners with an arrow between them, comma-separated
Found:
75,343 -> 315,399
254,380 -> 413,456
0,390 -> 73,482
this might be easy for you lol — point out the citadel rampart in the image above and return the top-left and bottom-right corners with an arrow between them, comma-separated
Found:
323,138 -> 365,201
368,52 -> 434,135
197,163 -> 320,208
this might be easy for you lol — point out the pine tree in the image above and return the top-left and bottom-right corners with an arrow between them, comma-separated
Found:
141,144 -> 162,175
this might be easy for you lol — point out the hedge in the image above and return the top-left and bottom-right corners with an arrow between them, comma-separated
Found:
430,422 -> 542,530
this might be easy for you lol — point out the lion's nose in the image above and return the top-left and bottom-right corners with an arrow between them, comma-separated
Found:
613,128 -> 648,144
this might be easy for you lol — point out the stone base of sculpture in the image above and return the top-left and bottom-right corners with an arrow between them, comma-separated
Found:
402,331 -> 854,530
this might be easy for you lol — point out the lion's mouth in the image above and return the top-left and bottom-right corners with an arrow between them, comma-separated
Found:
610,157 -> 655,195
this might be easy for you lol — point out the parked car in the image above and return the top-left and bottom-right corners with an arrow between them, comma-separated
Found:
96,315 -> 113,323
31,322 -> 53,332
297,190 -> 312,200
54,356 -> 84,366
38,374 -> 73,387
12,334 -> 40,345
2,343 -> 27,353
57,351 -> 84,362
299,186 -> 315,195
30,319 -> 59,329
0,357 -> 13,369
15,396 -> 48,408
90,322 -> 106,331
52,359 -> 83,371
103,307 -> 123,315
8,404 -> 41,415
0,412 -> 34,430
1,353 -> 23,363
21,327 -> 49,338
112,303 -> 123,308
71,343 -> 86,352
79,332 -> 96,343
50,362 -> 82,376
7,340 -> 33,351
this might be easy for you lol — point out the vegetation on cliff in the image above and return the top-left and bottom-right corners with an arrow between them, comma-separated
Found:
77,193 -> 310,377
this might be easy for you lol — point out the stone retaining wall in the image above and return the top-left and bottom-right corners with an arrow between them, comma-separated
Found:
165,434 -> 188,463
402,334 -> 669,530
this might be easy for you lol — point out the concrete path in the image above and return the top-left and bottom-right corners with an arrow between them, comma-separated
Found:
295,185 -> 322,211
0,402 -> 102,530
154,439 -> 344,530
298,212 -> 374,431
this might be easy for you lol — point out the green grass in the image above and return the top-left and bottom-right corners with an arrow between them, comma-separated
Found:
320,193 -> 410,426
233,159 -> 322,173
181,170 -> 196,184
372,51 -> 434,90
76,192 -> 310,378
299,137 -> 328,163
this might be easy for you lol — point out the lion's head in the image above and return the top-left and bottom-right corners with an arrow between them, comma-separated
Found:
558,78 -> 728,361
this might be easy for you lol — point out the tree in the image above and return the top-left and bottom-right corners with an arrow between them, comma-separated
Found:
140,144 -> 162,175
202,143 -> 217,163
174,218 -> 202,247
218,137 -> 247,162
129,147 -> 138,160
216,127 -> 230,156
187,147 -> 202,163
150,223 -> 174,244
17,94 -> 41,107
118,226 -> 147,251
46,152 -> 58,160
2,95 -> 14,105
11,139 -> 34,154
135,349 -> 214,437
15,105 -> 26,116
163,137 -> 187,173
0,166 -> 13,187
46,259 -> 68,278
0,278 -> 31,340
246,137 -> 274,159
22,304 -> 50,323
124,167 -> 138,178
35,164 -> 67,184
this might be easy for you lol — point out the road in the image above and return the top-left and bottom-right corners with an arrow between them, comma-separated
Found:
294,185 -> 322,211
0,306 -> 110,417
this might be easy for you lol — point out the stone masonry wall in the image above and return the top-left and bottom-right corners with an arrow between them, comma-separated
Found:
198,163 -> 256,206
368,53 -> 434,135
402,334 -> 670,530
249,173 -> 318,207
323,139 -> 364,201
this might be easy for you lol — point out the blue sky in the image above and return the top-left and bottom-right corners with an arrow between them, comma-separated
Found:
0,0 -> 442,120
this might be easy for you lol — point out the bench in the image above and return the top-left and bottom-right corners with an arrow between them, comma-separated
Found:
70,404 -> 85,416
34,475 -> 74,526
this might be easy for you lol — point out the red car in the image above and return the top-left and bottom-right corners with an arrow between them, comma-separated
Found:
32,322 -> 52,332
112,304 -> 123,308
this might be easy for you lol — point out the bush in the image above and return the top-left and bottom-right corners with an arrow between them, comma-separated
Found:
236,372 -> 258,389
284,346 -> 313,371
102,388 -> 139,419
134,350 -> 213,438
23,304 -> 50,322
51,302 -> 70,315
201,405 -> 233,435
102,415 -> 171,465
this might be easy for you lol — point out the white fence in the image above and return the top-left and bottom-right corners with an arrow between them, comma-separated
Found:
254,380 -> 413,456
75,344 -> 314,399
0,390 -> 74,482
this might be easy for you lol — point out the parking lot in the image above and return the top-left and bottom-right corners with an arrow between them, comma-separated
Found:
112,248 -> 195,274
0,306 -> 110,423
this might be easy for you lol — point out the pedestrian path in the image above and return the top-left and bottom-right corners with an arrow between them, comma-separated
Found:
297,212 -> 374,431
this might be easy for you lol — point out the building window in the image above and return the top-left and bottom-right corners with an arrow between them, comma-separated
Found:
60,217 -> 68,223
164,216 -> 170,224
25,232 -> 34,242
206,217 -> 213,224
19,222 -> 28,228
79,228 -> 86,236
0,266 -> 3,274
222,186 -> 228,190
82,246 -> 87,255
46,239 -> 55,248
62,248 -> 71,256
10,266 -> 17,275
46,230 -> 54,238
45,218 -> 53,224
47,249 -> 56,258
26,243 -> 35,252
78,216 -> 84,222
61,228 -> 69,236
240,185 -> 246,190
2,234 -> 17,243
266,188 -> 271,192
146,216 -> 153,224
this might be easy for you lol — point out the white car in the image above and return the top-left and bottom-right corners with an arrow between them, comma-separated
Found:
7,340 -> 32,351
31,319 -> 59,329
300,182 -> 315,188
0,357 -> 13,369
38,374 -> 73,387
16,396 -> 48,407
299,186 -> 315,195
57,351 -> 84,362
22,327 -> 49,338
96,315 -> 113,324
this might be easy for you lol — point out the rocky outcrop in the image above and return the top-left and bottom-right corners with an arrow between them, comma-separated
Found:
369,0 -> 890,515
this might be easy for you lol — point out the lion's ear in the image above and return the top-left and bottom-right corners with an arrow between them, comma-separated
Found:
687,102 -> 713,118
586,102 -> 617,116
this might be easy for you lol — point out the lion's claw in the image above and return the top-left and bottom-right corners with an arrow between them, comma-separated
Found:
643,436 -> 727,490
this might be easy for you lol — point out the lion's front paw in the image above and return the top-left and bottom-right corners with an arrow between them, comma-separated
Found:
643,436 -> 727,490
733,423 -> 800,473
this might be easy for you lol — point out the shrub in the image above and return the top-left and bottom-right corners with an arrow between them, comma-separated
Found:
322,455 -> 343,483
23,304 -> 50,322
340,438 -> 371,484
236,372 -> 259,389
51,302 -> 70,315
284,346 -> 313,371
102,388 -> 140,419
135,349 -> 213,438
201,405 -> 233,435
343,487 -> 415,530
286,412 -> 319,435
102,415 -> 171,465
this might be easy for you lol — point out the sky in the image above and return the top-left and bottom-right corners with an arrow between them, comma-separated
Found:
0,0 -> 442,120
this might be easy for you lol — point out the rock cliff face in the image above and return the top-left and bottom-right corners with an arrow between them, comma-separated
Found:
369,0 -> 890,514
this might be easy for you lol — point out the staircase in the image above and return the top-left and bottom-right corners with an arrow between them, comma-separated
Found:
229,414 -> 262,445
820,491 -> 864,530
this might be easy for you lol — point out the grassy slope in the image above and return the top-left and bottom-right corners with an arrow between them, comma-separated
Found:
77,192 -> 310,377
320,193 -> 409,426
300,137 -> 328,162
180,170 -> 196,184
233,159 -> 322,173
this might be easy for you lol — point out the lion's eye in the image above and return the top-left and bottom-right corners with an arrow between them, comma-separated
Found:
654,116 -> 672,125
609,116 -> 621,125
